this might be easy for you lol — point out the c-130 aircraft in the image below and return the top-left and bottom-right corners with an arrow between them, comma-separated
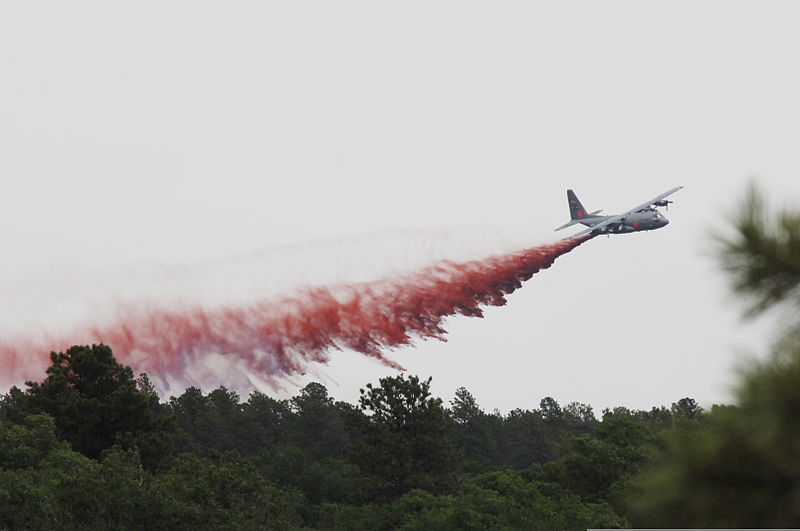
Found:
555,186 -> 683,238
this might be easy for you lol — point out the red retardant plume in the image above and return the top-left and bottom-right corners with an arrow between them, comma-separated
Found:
0,236 -> 592,390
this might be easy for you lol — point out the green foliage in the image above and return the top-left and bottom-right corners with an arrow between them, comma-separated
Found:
625,184 -> 800,527
153,452 -> 305,529
398,471 -> 627,530
287,382 -> 350,459
0,413 -> 61,469
0,446 -> 97,529
167,381 -> 352,460
2,347 -> 696,528
0,441 -> 306,530
23,344 -> 173,469
243,390 -> 292,446
533,417 -> 652,505
626,343 -> 800,527
352,374 -> 459,498
500,406 -> 560,467
602,404 -> 673,432
254,446 -> 368,506
0,444 -> 156,529
169,385 -> 245,454
317,471 -> 629,530
12,334 -> 783,527
714,182 -> 800,315
671,396 -> 704,420
0,386 -> 29,424
450,386 -> 482,425
448,387 -> 502,467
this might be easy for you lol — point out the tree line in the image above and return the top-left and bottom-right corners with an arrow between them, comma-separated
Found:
1,343 -> 703,529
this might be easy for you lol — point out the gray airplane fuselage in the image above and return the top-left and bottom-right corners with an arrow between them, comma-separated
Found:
578,209 -> 669,234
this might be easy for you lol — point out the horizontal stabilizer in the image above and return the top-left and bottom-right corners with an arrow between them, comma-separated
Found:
554,219 -> 581,231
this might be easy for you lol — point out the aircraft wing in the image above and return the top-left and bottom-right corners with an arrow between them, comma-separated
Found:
566,214 -> 625,238
564,186 -> 683,239
623,186 -> 684,216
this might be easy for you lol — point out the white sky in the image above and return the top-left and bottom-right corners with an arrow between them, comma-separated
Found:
2,2 -> 800,414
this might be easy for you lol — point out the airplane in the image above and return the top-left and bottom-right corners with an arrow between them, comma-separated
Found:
555,186 -> 683,238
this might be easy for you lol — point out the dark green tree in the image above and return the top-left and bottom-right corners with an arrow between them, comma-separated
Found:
539,396 -> 563,424
448,387 -> 502,468
153,452 -> 305,529
169,386 -> 258,455
351,374 -> 459,498
242,391 -> 292,449
500,408 -> 553,467
24,344 -> 172,469
386,470 -> 628,530
205,386 -> 246,451
534,416 -> 652,504
0,386 -> 30,424
450,387 -> 482,426
602,404 -> 673,432
563,401 -> 597,436
287,382 -> 349,459
670,397 -> 704,420
0,413 -> 61,470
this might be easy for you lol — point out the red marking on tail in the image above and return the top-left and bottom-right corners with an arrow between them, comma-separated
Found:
0,235 -> 594,390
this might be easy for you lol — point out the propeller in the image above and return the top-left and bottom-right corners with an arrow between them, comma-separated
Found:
654,199 -> 674,211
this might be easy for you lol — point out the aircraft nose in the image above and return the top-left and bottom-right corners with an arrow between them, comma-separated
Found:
662,218 -> 670,226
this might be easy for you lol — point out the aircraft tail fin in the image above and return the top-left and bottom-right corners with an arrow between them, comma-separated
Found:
555,189 -> 591,231
567,189 -> 588,220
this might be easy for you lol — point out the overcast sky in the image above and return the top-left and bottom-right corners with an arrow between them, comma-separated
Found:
2,2 -> 800,414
